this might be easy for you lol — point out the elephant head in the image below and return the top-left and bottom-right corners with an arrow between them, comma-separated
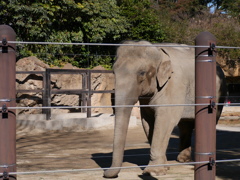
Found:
114,41 -> 172,102
104,41 -> 172,178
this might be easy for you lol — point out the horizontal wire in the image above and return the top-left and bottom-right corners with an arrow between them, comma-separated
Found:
6,41 -> 240,49
4,158 -> 240,176
18,52 -> 116,57
3,103 -> 232,110
7,41 -> 203,47
7,102 -> 232,110
216,46 -> 240,49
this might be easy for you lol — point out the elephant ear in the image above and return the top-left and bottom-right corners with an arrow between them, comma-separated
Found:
157,49 -> 172,87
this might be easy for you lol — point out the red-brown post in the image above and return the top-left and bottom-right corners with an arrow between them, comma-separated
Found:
195,32 -> 217,180
0,25 -> 17,180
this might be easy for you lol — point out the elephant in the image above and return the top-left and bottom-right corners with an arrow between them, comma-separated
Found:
104,40 -> 227,178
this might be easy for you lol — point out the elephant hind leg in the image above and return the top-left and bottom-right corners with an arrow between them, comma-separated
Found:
177,119 -> 194,162
141,117 -> 154,144
140,107 -> 155,144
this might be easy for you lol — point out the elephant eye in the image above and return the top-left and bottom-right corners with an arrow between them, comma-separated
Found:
138,71 -> 146,76
137,71 -> 146,83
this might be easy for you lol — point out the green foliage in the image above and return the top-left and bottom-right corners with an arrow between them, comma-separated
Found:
119,0 -> 167,42
0,0 -> 128,68
156,0 -> 240,61
221,0 -> 240,18
0,0 -> 239,68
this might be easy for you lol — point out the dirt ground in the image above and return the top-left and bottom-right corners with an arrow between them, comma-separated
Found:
15,120 -> 240,180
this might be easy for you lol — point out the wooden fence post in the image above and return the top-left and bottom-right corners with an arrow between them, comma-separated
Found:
43,69 -> 51,120
87,70 -> 91,117
81,73 -> 87,113
195,31 -> 217,180
0,25 -> 17,180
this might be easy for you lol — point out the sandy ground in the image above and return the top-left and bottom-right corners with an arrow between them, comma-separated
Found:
13,119 -> 240,180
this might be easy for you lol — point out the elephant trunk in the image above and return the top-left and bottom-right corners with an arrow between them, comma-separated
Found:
104,88 -> 138,178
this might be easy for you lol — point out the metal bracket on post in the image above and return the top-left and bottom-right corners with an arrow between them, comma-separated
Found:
1,38 -> 8,53
208,100 -> 215,114
208,43 -> 216,57
0,99 -> 10,119
1,37 -> 15,53
2,104 -> 8,119
208,157 -> 215,170
3,171 -> 9,180
210,43 -> 215,51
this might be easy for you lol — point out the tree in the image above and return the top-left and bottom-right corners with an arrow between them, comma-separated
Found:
220,0 -> 240,17
155,0 -> 240,61
119,0 -> 167,42
0,0 -> 129,68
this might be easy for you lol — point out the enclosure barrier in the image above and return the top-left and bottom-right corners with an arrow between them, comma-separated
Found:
0,158 -> 240,176
1,25 -> 240,179
17,69 -> 114,120
195,32 -> 217,179
0,25 -> 16,180
3,102 -> 231,110
6,40 -> 240,49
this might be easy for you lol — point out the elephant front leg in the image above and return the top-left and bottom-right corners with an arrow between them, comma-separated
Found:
143,113 -> 177,176
143,153 -> 169,176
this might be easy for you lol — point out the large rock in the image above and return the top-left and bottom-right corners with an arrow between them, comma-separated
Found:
217,55 -> 240,83
16,57 -> 50,114
91,66 -> 114,114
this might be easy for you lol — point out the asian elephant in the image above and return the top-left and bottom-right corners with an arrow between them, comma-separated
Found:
104,41 -> 227,178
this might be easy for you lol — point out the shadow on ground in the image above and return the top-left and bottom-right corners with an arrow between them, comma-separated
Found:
92,127 -> 240,180
216,129 -> 240,180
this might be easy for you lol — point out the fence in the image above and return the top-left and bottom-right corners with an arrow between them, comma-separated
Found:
16,69 -> 114,120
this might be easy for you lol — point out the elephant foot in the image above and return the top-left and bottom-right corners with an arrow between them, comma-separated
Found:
177,147 -> 192,163
103,168 -> 120,179
143,166 -> 168,176
142,158 -> 169,177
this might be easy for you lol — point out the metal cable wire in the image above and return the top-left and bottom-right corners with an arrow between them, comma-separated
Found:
7,41 -> 204,47
5,102 -> 237,110
5,41 -> 240,49
1,158 -> 239,176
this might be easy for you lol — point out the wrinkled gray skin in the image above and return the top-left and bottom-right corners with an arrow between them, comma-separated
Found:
104,41 -> 227,178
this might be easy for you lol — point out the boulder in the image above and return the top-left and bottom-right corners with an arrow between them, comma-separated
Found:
16,57 -> 50,114
217,55 -> 240,83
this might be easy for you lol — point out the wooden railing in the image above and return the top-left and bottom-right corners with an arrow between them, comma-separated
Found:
16,69 -> 114,120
